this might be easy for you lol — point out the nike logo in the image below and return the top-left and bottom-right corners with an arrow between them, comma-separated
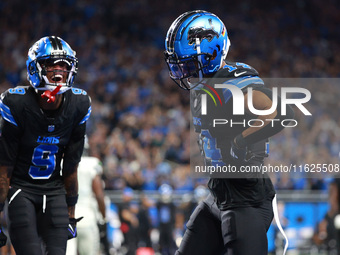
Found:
234,71 -> 247,77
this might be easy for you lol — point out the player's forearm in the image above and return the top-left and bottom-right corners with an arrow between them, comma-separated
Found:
64,164 -> 78,218
93,176 -> 106,219
0,166 -> 11,205
240,104 -> 294,147
67,205 -> 75,218
97,196 -> 106,220
237,88 -> 294,147
241,109 -> 278,138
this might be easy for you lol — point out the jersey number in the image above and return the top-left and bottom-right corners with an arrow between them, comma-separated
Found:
8,88 -> 25,95
29,144 -> 58,179
71,88 -> 87,95
223,62 -> 251,72
198,130 -> 224,166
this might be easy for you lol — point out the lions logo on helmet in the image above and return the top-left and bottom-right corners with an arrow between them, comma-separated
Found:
164,10 -> 230,90
187,18 -> 220,46
187,26 -> 219,45
26,36 -> 78,94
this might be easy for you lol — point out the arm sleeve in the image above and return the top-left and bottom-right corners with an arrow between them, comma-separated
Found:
0,116 -> 21,166
242,87 -> 295,146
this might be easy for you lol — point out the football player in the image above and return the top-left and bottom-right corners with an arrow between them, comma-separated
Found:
164,11 -> 293,255
66,140 -> 109,255
0,36 -> 91,255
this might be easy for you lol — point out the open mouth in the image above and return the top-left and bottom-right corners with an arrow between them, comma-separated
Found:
51,74 -> 63,82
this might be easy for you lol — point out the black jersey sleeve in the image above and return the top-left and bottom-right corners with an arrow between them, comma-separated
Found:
0,117 -> 21,165
0,91 -> 23,165
62,93 -> 91,170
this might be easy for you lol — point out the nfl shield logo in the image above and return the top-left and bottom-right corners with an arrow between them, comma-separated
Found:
48,125 -> 55,132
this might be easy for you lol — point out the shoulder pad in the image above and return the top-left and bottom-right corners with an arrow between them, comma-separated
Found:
0,86 -> 32,126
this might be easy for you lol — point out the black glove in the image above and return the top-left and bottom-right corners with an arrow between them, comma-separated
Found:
67,217 -> 83,240
230,138 -> 247,161
231,135 -> 255,162
0,226 -> 7,247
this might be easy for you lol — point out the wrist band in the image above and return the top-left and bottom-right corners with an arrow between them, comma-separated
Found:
66,195 -> 78,206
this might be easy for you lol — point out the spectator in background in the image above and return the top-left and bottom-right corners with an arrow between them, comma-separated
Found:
119,187 -> 139,255
313,180 -> 339,253
136,194 -> 153,248
157,184 -> 176,255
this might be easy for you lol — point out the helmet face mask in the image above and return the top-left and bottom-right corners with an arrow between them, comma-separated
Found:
165,10 -> 230,90
165,52 -> 210,89
26,36 -> 78,94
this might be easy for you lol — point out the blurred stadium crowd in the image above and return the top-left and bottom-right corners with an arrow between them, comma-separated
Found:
0,0 -> 340,254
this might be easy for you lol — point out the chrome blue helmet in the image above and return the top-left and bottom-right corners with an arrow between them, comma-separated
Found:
26,36 -> 78,94
165,10 -> 230,89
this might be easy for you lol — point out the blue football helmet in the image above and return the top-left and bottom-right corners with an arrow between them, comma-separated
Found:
165,10 -> 230,89
26,36 -> 78,94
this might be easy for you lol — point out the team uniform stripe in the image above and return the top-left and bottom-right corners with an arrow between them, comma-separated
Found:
0,99 -> 18,126
55,37 -> 63,50
79,106 -> 92,125
48,36 -> 58,50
